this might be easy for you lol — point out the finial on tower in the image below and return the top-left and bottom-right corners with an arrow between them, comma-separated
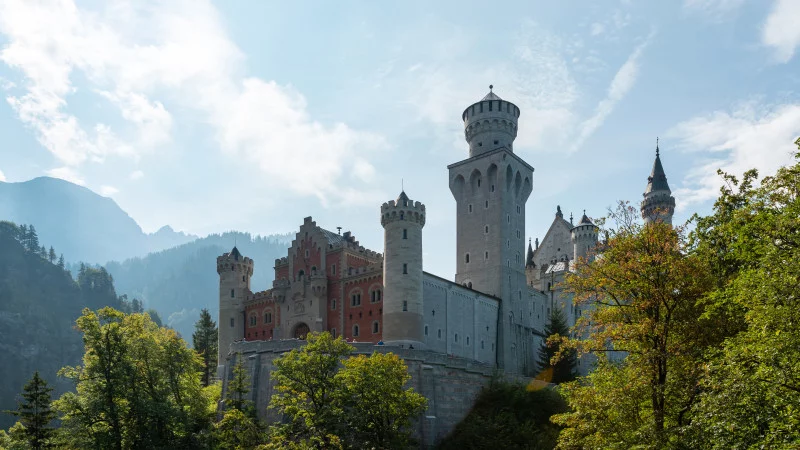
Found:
337,226 -> 342,235
570,212 -> 574,225
489,84 -> 493,92
656,137 -> 660,157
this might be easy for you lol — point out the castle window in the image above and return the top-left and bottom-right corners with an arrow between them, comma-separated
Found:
425,325 -> 428,336
331,328 -> 336,338
480,103 -> 483,112
485,200 -> 489,208
403,229 -> 407,239
370,289 -> 382,303
400,212 -> 404,220
298,270 -> 305,280
489,101 -> 492,111
491,184 -> 495,192
507,239 -> 510,248
332,299 -> 336,310
517,205 -> 521,214
403,301 -> 408,311
477,179 -> 481,187
353,324 -> 360,337
249,315 -> 257,327
478,142 -> 483,147
230,318 -> 234,328
305,249 -> 309,258
485,225 -> 489,234
494,140 -> 498,145
455,333 -> 459,342
231,266 -> 234,271
242,275 -> 246,282
332,264 -> 336,275
351,292 -> 362,307
485,251 -> 489,260
372,321 -> 379,334
468,204 -> 473,213
481,340 -> 484,349
231,289 -> 235,298
465,253 -> 470,264
467,336 -> 470,346
507,214 -> 510,224
517,230 -> 521,239
403,263 -> 408,274
438,329 -> 442,339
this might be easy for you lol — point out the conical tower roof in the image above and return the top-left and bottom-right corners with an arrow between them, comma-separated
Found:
396,190 -> 410,204
230,246 -> 241,261
526,238 -> 535,268
645,141 -> 671,194
578,210 -> 593,225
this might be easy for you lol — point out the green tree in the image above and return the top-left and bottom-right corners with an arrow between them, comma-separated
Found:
47,246 -> 56,264
214,408 -> 263,450
146,308 -> 163,327
193,308 -> 219,387
335,352 -> 427,449
552,204 -> 718,448
225,355 -> 253,415
6,371 -> 57,449
56,254 -> 64,269
538,308 -> 577,384
26,225 -> 38,252
685,139 -> 800,448
54,307 -> 211,449
269,332 -> 353,447
131,298 -> 143,314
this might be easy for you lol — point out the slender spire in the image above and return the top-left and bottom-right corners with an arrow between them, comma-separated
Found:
645,139 -> 671,194
656,137 -> 660,157
526,238 -> 535,268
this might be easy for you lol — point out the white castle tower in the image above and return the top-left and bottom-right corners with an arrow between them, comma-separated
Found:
216,246 -> 253,365
381,191 -> 426,348
641,140 -> 676,225
449,86 -> 534,373
571,211 -> 598,263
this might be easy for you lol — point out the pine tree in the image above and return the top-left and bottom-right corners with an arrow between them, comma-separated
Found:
27,225 -> 39,252
19,224 -> 28,246
192,308 -> 218,387
226,355 -> 252,414
538,308 -> 577,384
131,298 -> 143,314
48,246 -> 56,263
9,371 -> 56,449
57,254 -> 65,269
39,245 -> 47,259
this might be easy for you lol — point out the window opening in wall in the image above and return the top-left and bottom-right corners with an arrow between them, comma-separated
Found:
231,266 -> 234,272
485,251 -> 489,260
468,204 -> 473,213
249,315 -> 256,326
438,329 -> 442,339
298,270 -> 305,280
425,325 -> 428,336
230,318 -> 234,328
485,200 -> 489,208
465,253 -> 470,263
507,214 -> 510,224
265,312 -> 272,324
477,179 -> 481,187
351,293 -> 361,306
491,184 -> 495,192
332,299 -> 336,310
331,328 -> 336,338
332,264 -> 336,275
403,301 -> 408,311
230,289 -> 235,298
242,275 -> 246,282
400,212 -> 404,220
305,249 -> 309,258
403,229 -> 407,239
489,101 -> 492,111
517,205 -> 521,214
403,263 -> 408,274
373,321 -> 379,333
481,340 -> 484,349
455,333 -> 459,342
480,103 -> 483,112
507,239 -> 510,248
494,140 -> 499,145
467,336 -> 470,345
485,225 -> 489,234
478,142 -> 483,147
353,324 -> 359,337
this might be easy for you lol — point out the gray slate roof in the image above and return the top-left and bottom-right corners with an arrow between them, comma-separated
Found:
645,152 -> 671,194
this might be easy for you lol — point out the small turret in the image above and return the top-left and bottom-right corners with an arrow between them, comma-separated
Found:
571,211 -> 599,263
641,139 -> 676,225
381,191 -> 426,348
462,85 -> 521,157
217,247 -> 254,366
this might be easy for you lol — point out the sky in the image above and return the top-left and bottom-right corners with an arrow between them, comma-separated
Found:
0,0 -> 799,279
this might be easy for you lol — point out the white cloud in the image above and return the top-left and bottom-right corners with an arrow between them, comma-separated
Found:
572,31 -> 654,152
683,0 -> 745,19
46,166 -> 85,185
0,168 -> 6,181
129,170 -> 144,180
668,101 -> 800,209
590,23 -> 605,36
99,185 -> 118,196
0,0 -> 384,205
762,0 -> 800,63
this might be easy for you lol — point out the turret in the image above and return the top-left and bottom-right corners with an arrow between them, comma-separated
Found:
217,246 -> 254,365
462,85 -> 521,157
641,139 -> 676,225
571,211 -> 599,263
380,191 -> 426,348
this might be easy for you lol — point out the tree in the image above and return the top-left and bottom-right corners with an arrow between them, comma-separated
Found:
552,204 -> 718,448
47,246 -> 56,264
39,245 -> 47,259
57,254 -> 64,269
225,355 -> 253,415
685,139 -> 800,448
26,225 -> 38,252
146,308 -> 163,327
213,408 -> 263,450
335,352 -> 427,449
193,308 -> 219,387
54,308 -> 211,449
6,371 -> 57,449
537,308 -> 577,384
131,298 -> 143,314
269,332 -> 353,447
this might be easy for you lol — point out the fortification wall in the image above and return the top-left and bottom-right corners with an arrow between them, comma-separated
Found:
221,339 -> 524,448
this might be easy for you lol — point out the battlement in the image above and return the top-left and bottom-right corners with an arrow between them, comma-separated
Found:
462,88 -> 520,157
217,247 -> 254,274
380,196 -> 426,227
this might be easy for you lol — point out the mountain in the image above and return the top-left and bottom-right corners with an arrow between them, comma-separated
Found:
0,221 -> 124,430
105,231 -> 292,341
0,177 -> 197,264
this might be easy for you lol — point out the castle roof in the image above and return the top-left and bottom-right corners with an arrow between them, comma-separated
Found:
230,246 -> 241,261
645,144 -> 671,194
578,211 -> 593,226
481,91 -> 502,101
396,190 -> 410,205
526,239 -> 535,268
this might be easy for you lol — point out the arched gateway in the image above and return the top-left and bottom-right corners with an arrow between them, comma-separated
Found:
293,323 -> 310,339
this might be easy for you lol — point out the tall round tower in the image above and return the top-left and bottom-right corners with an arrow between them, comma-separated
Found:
380,191 -> 426,348
571,211 -> 599,263
217,246 -> 253,365
462,85 -> 521,157
641,140 -> 676,225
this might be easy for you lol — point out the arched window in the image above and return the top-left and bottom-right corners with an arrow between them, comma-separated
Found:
372,321 -> 379,334
311,266 -> 317,275
264,311 -> 272,324
331,299 -> 336,310
331,328 -> 336,338
298,270 -> 305,280
249,314 -> 257,327
425,325 -> 428,336
400,212 -> 404,220
370,288 -> 382,303
465,253 -> 470,264
242,275 -> 246,282
402,301 -> 408,311
353,324 -> 360,337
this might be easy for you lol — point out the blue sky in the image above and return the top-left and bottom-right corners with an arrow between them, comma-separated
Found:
0,0 -> 798,277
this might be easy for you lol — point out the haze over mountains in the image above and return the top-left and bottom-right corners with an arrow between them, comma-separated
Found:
0,177 -> 199,264
0,176 -> 292,340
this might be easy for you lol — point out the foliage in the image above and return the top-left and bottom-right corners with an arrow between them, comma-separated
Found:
269,332 -> 425,449
538,309 -> 577,384
335,352 -> 427,449
53,307 -> 211,449
553,204 -> 718,448
5,371 -> 57,449
684,138 -> 800,448
437,379 -> 568,450
226,355 -> 254,416
193,308 -> 219,387
214,408 -> 263,450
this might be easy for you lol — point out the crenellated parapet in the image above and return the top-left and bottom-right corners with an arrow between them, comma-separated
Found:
461,86 -> 520,157
380,195 -> 426,227
217,250 -> 254,276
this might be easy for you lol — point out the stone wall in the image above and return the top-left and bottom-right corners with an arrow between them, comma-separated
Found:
221,339 -> 522,448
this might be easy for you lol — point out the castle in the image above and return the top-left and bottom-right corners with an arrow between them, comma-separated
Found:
216,88 -> 675,441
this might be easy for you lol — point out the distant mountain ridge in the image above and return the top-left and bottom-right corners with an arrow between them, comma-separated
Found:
0,177 -> 198,263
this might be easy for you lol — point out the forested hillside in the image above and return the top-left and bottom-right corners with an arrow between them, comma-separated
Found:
104,231 -> 292,341
0,221 -> 124,431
